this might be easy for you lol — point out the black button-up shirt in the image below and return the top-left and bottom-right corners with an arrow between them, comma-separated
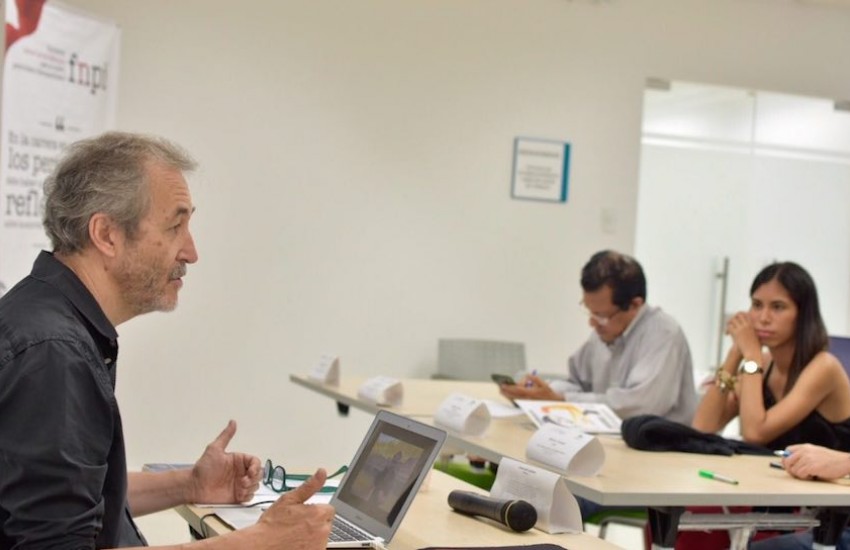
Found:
0,251 -> 146,548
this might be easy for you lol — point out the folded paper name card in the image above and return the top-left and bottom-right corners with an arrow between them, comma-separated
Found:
434,393 -> 491,436
489,457 -> 582,534
525,423 -> 605,476
357,376 -> 403,406
308,354 -> 340,385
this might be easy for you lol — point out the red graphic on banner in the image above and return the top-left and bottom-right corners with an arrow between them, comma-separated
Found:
5,0 -> 47,50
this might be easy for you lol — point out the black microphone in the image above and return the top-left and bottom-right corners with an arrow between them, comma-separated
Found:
447,490 -> 537,532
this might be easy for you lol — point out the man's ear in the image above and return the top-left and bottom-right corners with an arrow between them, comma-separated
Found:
88,213 -> 122,258
631,296 -> 645,309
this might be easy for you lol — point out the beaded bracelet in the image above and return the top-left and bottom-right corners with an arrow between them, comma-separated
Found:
715,368 -> 738,394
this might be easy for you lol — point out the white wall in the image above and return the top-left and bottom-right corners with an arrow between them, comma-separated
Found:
636,145 -> 850,376
53,0 -> 850,469
635,145 -> 752,371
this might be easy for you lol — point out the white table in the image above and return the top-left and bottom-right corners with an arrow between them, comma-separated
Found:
176,469 -> 625,549
291,375 -> 850,548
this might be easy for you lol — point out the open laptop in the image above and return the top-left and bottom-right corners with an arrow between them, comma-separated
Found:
327,410 -> 446,548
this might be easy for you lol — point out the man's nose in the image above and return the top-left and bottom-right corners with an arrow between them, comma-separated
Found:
180,232 -> 199,264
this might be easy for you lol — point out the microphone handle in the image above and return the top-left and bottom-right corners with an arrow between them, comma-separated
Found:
447,490 -> 509,523
447,489 -> 538,532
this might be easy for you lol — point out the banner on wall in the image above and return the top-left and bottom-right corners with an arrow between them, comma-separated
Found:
0,0 -> 120,294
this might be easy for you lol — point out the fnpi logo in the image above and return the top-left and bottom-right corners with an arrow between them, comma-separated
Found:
68,53 -> 108,95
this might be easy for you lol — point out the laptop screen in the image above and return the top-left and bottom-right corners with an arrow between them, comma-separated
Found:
331,411 -> 445,541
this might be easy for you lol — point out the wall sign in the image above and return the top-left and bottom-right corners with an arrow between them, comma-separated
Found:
511,137 -> 570,203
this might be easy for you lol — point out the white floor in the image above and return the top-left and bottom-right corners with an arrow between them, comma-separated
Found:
585,521 -> 646,549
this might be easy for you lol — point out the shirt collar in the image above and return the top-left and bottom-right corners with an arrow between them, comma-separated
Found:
606,303 -> 648,348
30,250 -> 118,342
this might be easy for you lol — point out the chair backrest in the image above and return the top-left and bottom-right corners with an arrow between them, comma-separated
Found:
434,338 -> 526,381
828,335 -> 850,379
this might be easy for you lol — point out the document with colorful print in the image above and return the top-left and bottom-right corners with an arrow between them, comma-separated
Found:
514,400 -> 622,435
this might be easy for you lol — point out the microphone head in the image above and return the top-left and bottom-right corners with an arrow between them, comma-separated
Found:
504,499 -> 537,532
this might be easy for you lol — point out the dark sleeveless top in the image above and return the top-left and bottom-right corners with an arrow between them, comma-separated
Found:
763,362 -> 850,451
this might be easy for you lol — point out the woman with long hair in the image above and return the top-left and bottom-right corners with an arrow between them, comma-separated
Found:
693,261 -> 850,451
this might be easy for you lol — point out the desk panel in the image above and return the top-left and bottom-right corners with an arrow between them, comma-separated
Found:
290,374 -> 512,417
293,376 -> 850,506
177,469 -> 623,549
422,414 -> 850,508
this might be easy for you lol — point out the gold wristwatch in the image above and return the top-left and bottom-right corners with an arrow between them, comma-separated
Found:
740,360 -> 764,375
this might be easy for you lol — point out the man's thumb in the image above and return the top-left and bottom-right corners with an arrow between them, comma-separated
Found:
280,468 -> 328,504
210,419 -> 237,450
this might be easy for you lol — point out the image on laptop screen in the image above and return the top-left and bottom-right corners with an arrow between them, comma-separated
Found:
331,411 -> 444,539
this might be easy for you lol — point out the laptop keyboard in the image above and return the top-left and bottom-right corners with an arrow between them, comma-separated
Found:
329,516 -> 372,542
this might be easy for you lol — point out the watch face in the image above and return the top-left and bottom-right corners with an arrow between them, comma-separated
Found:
743,360 -> 760,374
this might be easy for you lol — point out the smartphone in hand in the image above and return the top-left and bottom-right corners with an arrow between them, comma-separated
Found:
491,373 -> 516,386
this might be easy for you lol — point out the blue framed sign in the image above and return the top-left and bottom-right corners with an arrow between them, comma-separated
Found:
511,137 -> 570,203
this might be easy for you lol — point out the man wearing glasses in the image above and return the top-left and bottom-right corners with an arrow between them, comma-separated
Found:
501,250 -> 697,425
0,133 -> 334,549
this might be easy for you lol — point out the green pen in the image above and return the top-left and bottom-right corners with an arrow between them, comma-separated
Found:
699,469 -> 739,485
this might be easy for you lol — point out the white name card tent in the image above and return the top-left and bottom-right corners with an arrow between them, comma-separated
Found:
357,376 -> 403,406
308,354 -> 340,385
526,423 -> 605,477
434,393 -> 491,436
490,457 -> 582,534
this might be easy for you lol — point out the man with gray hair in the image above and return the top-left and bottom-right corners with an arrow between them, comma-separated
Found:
0,132 -> 333,548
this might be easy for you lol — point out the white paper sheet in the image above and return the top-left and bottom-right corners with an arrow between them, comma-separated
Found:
357,376 -> 403,406
434,393 -> 491,436
515,399 -> 622,434
195,479 -> 338,508
483,399 -> 525,418
490,457 -> 582,534
526,423 -> 605,476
